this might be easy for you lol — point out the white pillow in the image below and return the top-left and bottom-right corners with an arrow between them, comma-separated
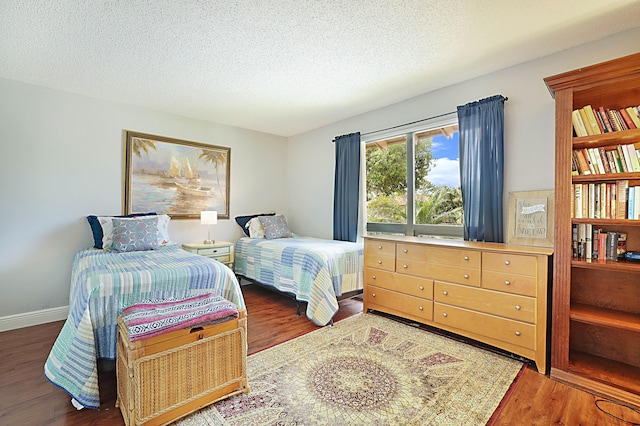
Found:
100,214 -> 172,249
247,217 -> 266,239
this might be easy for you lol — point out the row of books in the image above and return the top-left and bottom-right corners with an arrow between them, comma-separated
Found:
572,144 -> 640,175
572,180 -> 640,220
572,224 -> 627,261
572,104 -> 640,137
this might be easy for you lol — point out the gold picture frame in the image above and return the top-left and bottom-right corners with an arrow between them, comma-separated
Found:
124,131 -> 230,219
507,189 -> 554,247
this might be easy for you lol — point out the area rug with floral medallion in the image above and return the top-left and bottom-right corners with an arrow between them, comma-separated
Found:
176,312 -> 524,426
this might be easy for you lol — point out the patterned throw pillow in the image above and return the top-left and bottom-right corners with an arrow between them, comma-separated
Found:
111,216 -> 160,252
247,217 -> 266,238
258,214 -> 292,239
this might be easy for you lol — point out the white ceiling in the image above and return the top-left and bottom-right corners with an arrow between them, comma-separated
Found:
2,1 -> 640,137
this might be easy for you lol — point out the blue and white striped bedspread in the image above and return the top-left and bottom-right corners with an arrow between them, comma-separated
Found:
235,235 -> 363,326
44,245 -> 245,410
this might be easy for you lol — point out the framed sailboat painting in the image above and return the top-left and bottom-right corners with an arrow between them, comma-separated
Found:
123,131 -> 230,219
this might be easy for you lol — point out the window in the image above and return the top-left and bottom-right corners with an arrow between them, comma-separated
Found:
364,119 -> 462,239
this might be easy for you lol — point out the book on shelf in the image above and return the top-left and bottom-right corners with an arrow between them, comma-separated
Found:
627,107 -> 640,128
583,105 -> 602,135
572,109 -> 588,137
616,145 -> 629,172
617,180 -> 628,219
592,228 -> 600,260
574,184 -> 583,218
627,144 -> 640,172
579,108 -> 596,135
628,186 -> 636,220
619,109 -> 637,130
612,149 -> 624,172
598,147 -> 611,174
599,106 -> 614,133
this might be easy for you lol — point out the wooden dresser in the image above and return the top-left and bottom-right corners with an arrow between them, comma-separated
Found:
364,235 -> 553,373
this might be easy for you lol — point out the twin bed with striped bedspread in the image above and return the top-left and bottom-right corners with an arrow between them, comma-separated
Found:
44,245 -> 245,410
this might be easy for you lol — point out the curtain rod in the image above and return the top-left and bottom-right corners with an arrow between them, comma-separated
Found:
333,96 -> 508,142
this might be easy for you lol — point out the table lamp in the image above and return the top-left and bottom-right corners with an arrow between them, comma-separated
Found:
200,211 -> 217,244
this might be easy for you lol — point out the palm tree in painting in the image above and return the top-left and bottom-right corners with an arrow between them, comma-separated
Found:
199,150 -> 227,201
132,138 -> 157,156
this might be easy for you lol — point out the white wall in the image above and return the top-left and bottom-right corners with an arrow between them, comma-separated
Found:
287,27 -> 640,240
0,79 -> 288,324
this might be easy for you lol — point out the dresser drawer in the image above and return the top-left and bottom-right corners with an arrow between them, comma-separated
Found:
434,281 -> 535,323
210,254 -> 232,264
365,239 -> 396,257
366,286 -> 433,321
198,246 -> 231,256
395,258 -> 431,278
434,304 -> 535,350
365,253 -> 396,271
429,264 -> 480,287
482,252 -> 537,276
365,268 -> 433,299
425,246 -> 481,268
482,270 -> 536,297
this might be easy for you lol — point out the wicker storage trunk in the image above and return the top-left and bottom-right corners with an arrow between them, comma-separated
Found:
116,309 -> 249,426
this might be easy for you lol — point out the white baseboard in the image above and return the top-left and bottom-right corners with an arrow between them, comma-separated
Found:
0,306 -> 68,332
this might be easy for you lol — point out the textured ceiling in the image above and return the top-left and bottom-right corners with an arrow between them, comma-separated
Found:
2,1 -> 640,137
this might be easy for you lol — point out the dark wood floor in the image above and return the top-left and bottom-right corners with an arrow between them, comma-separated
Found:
1,283 -> 639,425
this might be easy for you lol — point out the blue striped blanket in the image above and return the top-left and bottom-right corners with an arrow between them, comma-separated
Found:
44,245 -> 245,410
235,235 -> 363,326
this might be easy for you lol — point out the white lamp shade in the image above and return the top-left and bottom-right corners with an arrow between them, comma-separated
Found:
200,211 -> 218,225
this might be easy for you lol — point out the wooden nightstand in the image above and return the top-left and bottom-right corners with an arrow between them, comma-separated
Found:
182,241 -> 235,269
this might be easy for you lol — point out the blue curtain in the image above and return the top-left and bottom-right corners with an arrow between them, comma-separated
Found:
457,95 -> 505,242
333,132 -> 361,242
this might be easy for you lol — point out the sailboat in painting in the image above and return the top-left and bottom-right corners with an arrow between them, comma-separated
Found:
168,155 -> 212,197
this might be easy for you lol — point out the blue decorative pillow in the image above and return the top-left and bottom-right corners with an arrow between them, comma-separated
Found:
110,216 -> 160,252
235,212 -> 275,236
87,212 -> 157,248
259,214 -> 292,239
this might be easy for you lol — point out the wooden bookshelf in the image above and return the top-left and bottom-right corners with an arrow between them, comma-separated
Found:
545,52 -> 640,409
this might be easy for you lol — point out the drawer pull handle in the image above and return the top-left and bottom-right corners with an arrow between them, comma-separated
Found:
442,313 -> 448,317
372,275 -> 376,279
515,305 -> 521,310
403,249 -> 408,253
463,274 -> 469,279
403,264 -> 408,269
419,285 -> 424,290
419,306 -> 423,311
515,331 -> 521,336
443,291 -> 448,295
378,245 -> 382,249
504,280 -> 511,286
505,260 -> 511,265
372,293 -> 376,297
464,256 -> 469,260
377,260 -> 382,264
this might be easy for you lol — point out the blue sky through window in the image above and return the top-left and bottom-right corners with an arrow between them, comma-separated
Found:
428,132 -> 460,187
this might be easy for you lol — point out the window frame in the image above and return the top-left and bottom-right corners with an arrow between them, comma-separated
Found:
363,115 -> 463,239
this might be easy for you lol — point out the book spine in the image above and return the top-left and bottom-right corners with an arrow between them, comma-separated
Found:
605,150 -> 617,173
616,145 -> 629,172
616,180 -> 628,219
599,106 -> 614,132
598,147 -> 611,174
574,184 -> 582,219
619,108 -> 637,129
584,105 -> 602,135
627,144 -> 640,172
627,107 -> 640,128
572,109 -> 588,137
